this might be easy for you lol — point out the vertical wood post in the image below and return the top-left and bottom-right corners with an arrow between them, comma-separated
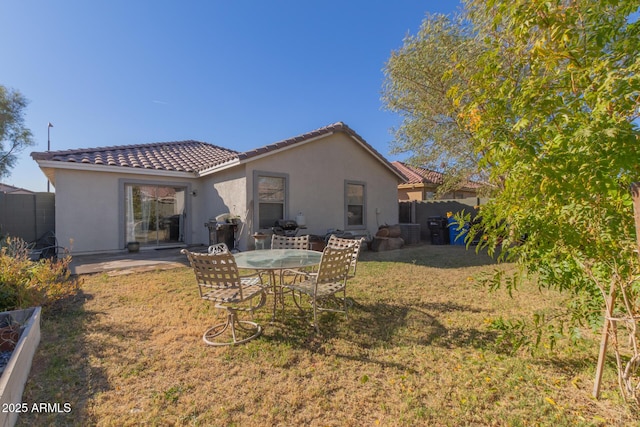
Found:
592,283 -> 616,398
411,200 -> 417,224
593,183 -> 640,398
632,183 -> 640,252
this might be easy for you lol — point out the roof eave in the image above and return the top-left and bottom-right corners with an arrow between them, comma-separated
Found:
34,160 -> 197,180
197,158 -> 242,176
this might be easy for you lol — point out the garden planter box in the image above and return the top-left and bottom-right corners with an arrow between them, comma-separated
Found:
0,307 -> 41,427
0,327 -> 19,352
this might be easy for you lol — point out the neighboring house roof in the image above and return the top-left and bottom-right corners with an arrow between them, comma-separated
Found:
392,161 -> 481,191
0,183 -> 35,194
31,122 -> 405,181
392,161 -> 444,186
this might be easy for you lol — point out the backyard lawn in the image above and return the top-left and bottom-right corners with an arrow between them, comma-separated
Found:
17,244 -> 638,426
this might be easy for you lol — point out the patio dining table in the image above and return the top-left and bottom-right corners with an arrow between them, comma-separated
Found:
234,249 -> 322,319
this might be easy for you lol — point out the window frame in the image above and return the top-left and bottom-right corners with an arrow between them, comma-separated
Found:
119,178 -> 191,249
344,180 -> 366,230
253,170 -> 289,231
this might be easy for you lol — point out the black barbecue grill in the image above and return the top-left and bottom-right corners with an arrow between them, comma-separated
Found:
205,219 -> 238,250
272,219 -> 299,237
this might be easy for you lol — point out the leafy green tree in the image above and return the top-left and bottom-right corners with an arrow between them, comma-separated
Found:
384,0 -> 640,401
464,0 -> 640,401
0,85 -> 34,179
382,12 -> 487,194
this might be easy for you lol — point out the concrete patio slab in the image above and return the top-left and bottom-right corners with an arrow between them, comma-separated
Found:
68,246 -> 203,275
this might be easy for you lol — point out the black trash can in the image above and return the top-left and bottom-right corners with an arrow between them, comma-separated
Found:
427,216 -> 449,245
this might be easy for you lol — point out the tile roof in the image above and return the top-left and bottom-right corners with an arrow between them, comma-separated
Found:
392,161 -> 444,185
31,122 -> 403,179
31,140 -> 238,173
392,161 -> 481,190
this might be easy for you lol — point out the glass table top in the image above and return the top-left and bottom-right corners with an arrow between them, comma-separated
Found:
234,249 -> 322,270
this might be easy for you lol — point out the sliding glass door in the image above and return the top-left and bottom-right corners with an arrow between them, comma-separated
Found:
125,184 -> 186,246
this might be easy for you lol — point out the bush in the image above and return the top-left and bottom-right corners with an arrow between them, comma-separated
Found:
0,236 -> 78,312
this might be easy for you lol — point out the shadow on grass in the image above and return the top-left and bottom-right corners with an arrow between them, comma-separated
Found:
264,297 -> 610,385
17,290 -> 110,426
346,299 -> 497,349
359,243 -> 499,269
263,297 -> 499,368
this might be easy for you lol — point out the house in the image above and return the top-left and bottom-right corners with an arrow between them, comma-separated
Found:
392,161 -> 479,201
0,183 -> 35,194
31,122 -> 403,254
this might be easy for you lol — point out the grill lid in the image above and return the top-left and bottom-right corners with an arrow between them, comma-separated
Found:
274,219 -> 298,229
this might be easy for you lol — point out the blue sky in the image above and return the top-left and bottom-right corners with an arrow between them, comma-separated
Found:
2,1 -> 460,192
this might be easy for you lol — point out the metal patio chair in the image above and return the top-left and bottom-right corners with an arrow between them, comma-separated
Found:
270,233 -> 312,283
270,234 -> 309,250
269,234 -> 314,310
281,246 -> 353,332
326,235 -> 365,279
207,243 -> 229,255
181,249 -> 266,346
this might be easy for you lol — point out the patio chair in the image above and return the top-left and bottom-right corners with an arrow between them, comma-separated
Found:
271,233 -> 312,282
282,246 -> 353,332
326,235 -> 365,279
181,249 -> 267,346
271,234 -> 309,250
207,243 -> 229,255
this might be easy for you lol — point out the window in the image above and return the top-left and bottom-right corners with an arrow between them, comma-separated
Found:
345,181 -> 365,228
255,172 -> 288,229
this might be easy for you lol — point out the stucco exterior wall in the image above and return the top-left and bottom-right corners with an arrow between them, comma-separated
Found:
53,169 -> 197,254
244,132 -> 399,241
54,169 -> 121,253
199,166 -> 248,248
398,187 -> 425,201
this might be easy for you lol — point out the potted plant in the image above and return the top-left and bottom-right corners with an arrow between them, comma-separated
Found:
127,241 -> 140,253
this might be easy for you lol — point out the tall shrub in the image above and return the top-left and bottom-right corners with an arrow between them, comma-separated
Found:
0,237 -> 77,311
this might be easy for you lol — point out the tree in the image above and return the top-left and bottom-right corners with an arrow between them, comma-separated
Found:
0,85 -> 34,179
383,0 -> 640,402
381,12 -> 488,195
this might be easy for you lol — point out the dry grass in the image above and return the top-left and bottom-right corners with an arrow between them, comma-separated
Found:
18,244 -> 639,426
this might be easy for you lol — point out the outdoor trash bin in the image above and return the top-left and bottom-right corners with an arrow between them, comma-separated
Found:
448,216 -> 469,245
427,216 -> 449,245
